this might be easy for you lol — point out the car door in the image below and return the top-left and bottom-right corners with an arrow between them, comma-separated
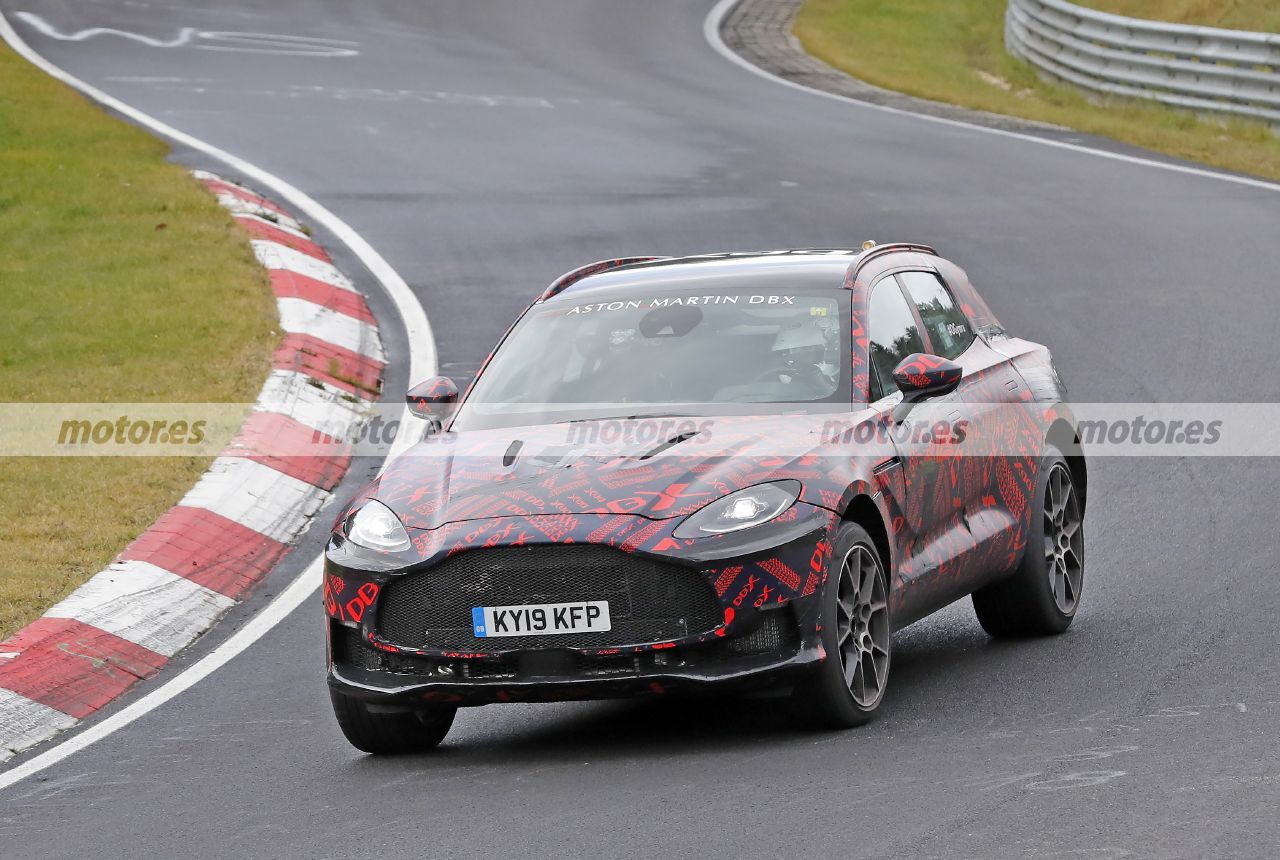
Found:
890,269 -> 1028,616
861,273 -> 934,615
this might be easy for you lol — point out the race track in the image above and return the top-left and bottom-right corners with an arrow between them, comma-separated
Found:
3,1 -> 1280,857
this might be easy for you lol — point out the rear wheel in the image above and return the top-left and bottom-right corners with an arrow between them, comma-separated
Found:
330,688 -> 456,754
973,446 -> 1084,637
793,522 -> 892,728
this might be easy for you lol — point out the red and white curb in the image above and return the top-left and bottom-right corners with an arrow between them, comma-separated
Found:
0,171 -> 384,762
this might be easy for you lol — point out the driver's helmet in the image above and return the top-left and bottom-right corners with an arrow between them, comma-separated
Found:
771,324 -> 826,368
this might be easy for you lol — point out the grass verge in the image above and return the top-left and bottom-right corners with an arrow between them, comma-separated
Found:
1079,1 -> 1280,34
793,0 -> 1280,183
0,45 -> 278,640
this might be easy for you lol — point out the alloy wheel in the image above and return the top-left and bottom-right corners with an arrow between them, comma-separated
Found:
835,545 -> 890,708
1044,463 -> 1084,614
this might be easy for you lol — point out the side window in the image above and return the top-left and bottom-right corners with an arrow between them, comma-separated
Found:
898,271 -> 975,360
867,277 -> 926,401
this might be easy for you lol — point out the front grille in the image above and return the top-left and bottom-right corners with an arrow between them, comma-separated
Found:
334,607 -> 799,683
377,545 -> 721,650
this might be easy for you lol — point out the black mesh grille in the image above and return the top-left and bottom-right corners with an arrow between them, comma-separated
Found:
334,625 -> 433,675
377,545 -> 721,650
333,625 -> 377,671
723,609 -> 799,656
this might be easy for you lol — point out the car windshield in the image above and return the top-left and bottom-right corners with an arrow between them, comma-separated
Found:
451,287 -> 850,431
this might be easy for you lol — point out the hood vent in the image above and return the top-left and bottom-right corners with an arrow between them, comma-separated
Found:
638,430 -> 701,460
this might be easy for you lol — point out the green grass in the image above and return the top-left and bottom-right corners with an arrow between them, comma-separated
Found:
794,0 -> 1280,183
0,45 -> 278,640
1080,0 -> 1280,33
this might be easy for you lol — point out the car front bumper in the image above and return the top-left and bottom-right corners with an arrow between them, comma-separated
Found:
323,504 -> 839,707
327,602 -> 822,706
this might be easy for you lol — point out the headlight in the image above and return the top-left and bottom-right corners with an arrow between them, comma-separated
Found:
344,500 -> 411,551
673,481 -> 800,539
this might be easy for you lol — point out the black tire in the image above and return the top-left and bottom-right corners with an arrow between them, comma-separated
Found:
793,522 -> 892,729
973,445 -> 1084,637
330,688 -> 456,754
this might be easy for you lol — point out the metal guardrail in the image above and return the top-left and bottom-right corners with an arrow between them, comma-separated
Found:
1006,0 -> 1280,125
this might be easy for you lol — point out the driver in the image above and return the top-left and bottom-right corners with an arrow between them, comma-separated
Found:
770,322 -> 838,391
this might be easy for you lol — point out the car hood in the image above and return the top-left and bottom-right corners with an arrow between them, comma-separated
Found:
368,413 -> 869,531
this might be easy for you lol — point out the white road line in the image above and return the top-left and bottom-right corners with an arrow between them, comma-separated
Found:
276,296 -> 385,361
14,12 -> 362,58
107,76 -> 219,84
43,561 -> 237,658
0,10 -> 433,790
703,0 -> 1280,195
252,240 -> 358,291
178,457 -> 331,543
14,12 -> 198,48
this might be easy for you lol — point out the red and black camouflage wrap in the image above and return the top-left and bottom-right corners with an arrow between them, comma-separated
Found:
327,502 -> 838,651
892,353 -> 963,393
325,247 -> 1082,706
405,376 -> 459,418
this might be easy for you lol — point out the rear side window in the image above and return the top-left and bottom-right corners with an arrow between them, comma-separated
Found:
867,277 -> 925,401
898,271 -> 974,360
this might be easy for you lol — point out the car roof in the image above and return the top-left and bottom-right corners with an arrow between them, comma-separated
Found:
542,246 -> 937,303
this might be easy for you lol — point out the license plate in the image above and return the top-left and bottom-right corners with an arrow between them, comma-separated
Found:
471,601 -> 611,638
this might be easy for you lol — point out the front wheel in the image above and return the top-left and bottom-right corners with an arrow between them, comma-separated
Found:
330,688 -> 456,754
793,522 -> 892,728
973,446 -> 1084,637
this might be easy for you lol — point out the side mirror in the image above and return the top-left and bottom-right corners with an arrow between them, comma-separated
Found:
890,354 -> 961,423
406,376 -> 459,425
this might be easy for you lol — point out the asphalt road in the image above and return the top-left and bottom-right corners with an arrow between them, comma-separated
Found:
4,1 -> 1280,857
